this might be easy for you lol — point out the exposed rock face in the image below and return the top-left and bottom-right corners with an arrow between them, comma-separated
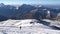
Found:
56,13 -> 60,20
0,4 -> 60,21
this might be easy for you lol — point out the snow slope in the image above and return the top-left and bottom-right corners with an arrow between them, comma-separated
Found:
43,19 -> 60,27
0,19 -> 60,34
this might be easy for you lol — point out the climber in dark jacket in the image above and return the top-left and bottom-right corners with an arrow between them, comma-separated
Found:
20,26 -> 21,30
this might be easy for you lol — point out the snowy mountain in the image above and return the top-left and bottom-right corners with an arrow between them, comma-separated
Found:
0,4 -> 60,21
0,3 -> 60,34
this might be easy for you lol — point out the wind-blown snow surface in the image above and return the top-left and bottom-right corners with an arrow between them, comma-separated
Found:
0,19 -> 60,34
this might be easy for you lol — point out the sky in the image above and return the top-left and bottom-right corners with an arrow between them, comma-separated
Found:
0,0 -> 60,5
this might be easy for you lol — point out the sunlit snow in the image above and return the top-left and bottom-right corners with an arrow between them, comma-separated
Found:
0,19 -> 60,34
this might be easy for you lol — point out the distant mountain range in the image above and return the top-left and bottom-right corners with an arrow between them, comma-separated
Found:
0,3 -> 60,21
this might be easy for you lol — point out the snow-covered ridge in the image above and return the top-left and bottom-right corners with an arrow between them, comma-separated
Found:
0,19 -> 39,27
0,19 -> 60,34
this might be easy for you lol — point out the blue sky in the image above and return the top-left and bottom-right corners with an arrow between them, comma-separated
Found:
0,0 -> 60,5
